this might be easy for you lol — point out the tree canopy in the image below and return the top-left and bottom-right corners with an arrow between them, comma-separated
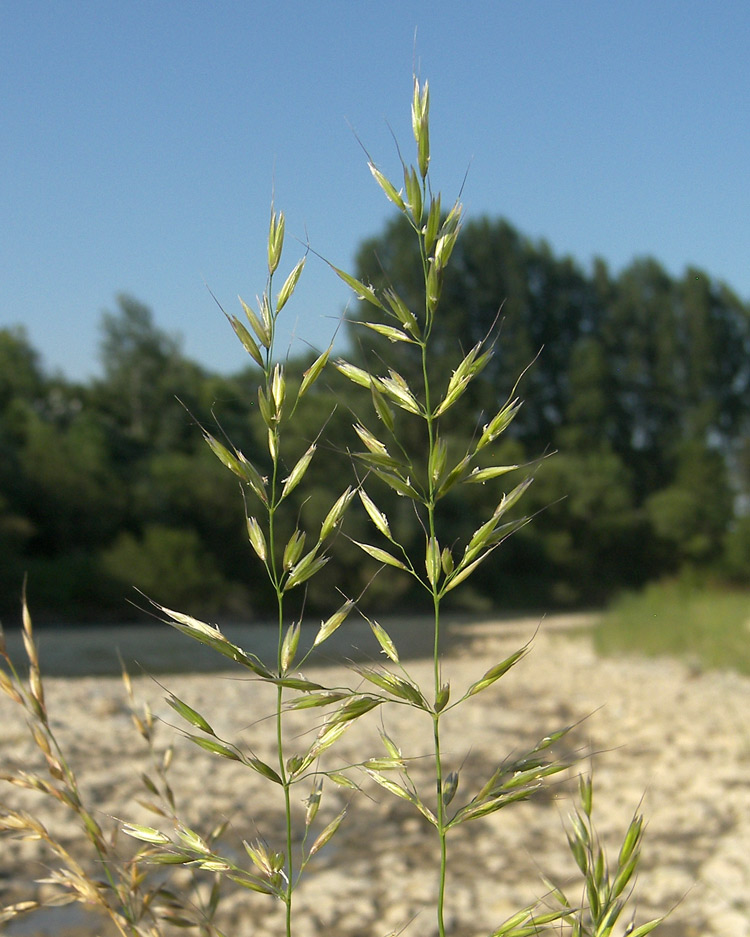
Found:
2,219 -> 750,623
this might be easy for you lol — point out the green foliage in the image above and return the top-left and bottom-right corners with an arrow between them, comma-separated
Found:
0,495 -> 33,600
595,578 -> 750,674
519,445 -> 644,605
645,440 -> 733,564
5,56 -> 750,625
18,409 -> 126,550
0,327 -> 45,415
349,214 -> 750,601
723,516 -> 750,582
4,209 -> 750,614
97,295 -> 200,448
101,524 -> 238,616
21,551 -> 115,619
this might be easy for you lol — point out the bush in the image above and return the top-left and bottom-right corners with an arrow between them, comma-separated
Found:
102,524 -> 248,617
723,515 -> 750,582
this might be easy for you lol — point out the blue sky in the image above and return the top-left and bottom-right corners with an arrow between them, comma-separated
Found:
2,1 -> 749,381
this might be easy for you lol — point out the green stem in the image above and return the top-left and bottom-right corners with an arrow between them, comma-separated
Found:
432,597 -> 448,937
262,291 -> 294,931
421,328 -> 448,937
278,679 -> 293,937
269,451 -> 294,937
275,595 -> 294,937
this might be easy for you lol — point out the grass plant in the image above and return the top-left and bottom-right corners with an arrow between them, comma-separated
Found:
595,578 -> 750,675
0,592 -> 228,935
1,75 -> 662,937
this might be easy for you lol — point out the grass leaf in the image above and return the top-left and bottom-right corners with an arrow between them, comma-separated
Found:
368,619 -> 400,662
227,314 -> 264,367
166,695 -> 214,736
465,647 -> 529,697
360,321 -> 415,343
307,808 -> 347,859
186,735 -> 244,762
298,346 -> 330,397
351,540 -> 408,570
276,257 -> 305,312
368,162 -> 406,210
331,266 -> 385,309
280,444 -> 316,501
359,489 -> 393,539
313,600 -> 355,647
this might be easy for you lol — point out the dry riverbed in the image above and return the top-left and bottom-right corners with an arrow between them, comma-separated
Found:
1,613 -> 749,937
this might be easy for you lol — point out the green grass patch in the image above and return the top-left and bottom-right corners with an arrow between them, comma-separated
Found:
594,579 -> 750,674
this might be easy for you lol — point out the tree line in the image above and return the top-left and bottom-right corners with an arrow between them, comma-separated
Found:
3,214 -> 750,623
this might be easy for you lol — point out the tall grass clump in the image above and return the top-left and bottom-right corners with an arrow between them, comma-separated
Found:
2,76 -> 662,937
595,577 -> 750,675
0,588 -> 230,934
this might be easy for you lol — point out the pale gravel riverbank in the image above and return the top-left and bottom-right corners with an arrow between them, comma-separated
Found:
1,614 -> 749,936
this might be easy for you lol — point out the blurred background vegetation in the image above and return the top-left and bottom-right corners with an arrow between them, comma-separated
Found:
3,214 -> 750,625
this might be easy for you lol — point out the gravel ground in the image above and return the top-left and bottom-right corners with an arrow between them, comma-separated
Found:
1,613 -> 749,937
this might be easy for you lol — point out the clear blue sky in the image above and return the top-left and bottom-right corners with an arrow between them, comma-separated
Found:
2,1 -> 749,381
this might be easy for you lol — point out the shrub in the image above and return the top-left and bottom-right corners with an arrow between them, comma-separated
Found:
101,524 -> 246,617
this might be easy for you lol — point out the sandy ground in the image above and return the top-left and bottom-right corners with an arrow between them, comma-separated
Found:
1,613 -> 749,937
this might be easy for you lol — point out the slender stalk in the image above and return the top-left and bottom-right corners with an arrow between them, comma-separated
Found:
259,281 -> 296,937
275,592 -> 294,937
268,425 -> 295,937
421,322 -> 449,937
432,597 -> 448,937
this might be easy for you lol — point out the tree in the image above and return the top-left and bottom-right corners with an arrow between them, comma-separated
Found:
348,213 -> 750,599
645,439 -> 733,565
96,295 -> 201,450
599,262 -> 750,493
0,327 -> 45,415
350,214 -> 597,451
17,409 -> 126,552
